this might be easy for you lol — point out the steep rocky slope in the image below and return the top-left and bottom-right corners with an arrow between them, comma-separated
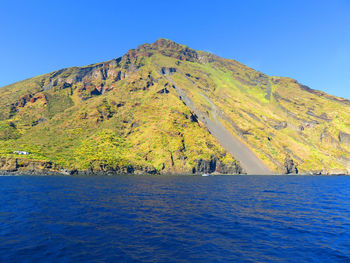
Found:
0,39 -> 349,175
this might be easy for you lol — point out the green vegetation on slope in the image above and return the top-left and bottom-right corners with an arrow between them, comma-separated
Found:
0,38 -> 349,174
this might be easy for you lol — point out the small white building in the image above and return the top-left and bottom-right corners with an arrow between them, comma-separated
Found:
13,151 -> 30,155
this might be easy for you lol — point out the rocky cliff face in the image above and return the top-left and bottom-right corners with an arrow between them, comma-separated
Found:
0,158 -> 58,175
0,38 -> 349,175
193,155 -> 243,174
284,156 -> 298,174
0,156 -> 242,175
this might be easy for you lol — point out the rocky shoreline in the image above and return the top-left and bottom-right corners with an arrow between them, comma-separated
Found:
0,156 -> 243,176
0,157 -> 348,176
1,170 -> 348,176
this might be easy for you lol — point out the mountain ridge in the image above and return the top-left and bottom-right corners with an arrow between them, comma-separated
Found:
0,38 -> 349,175
4,38 -> 349,104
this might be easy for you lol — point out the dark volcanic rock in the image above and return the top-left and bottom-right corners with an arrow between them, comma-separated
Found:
193,155 -> 242,174
284,155 -> 298,174
157,88 -> 169,94
31,117 -> 47,127
160,67 -> 177,75
90,88 -> 102,96
115,71 -> 127,81
190,113 -> 199,123
195,157 -> 217,173
15,94 -> 32,108
0,158 -> 58,174
85,161 -> 158,175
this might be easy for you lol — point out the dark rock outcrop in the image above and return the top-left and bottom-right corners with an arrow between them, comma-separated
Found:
31,117 -> 47,127
157,88 -> 169,94
307,169 -> 348,175
161,67 -> 177,75
306,110 -> 331,122
115,71 -> 127,81
15,94 -> 33,108
86,162 -> 158,175
284,155 -> 298,174
192,155 -> 243,174
195,157 -> 217,174
0,158 -> 58,174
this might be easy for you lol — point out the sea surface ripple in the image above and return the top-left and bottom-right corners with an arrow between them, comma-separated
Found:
0,175 -> 350,262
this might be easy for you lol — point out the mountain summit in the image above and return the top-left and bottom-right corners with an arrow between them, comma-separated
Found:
0,39 -> 349,175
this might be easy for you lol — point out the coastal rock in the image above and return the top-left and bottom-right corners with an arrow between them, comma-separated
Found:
284,155 -> 298,174
86,162 -> 158,175
308,169 -> 348,175
192,155 -> 242,174
0,158 -> 58,174
0,158 -> 18,171
195,157 -> 217,173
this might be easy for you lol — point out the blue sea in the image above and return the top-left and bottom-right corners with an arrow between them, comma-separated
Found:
0,175 -> 349,262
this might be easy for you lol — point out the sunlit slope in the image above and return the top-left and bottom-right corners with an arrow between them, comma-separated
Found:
151,47 -> 350,174
0,39 -> 349,174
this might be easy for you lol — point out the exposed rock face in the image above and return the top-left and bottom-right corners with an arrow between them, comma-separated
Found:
31,117 -> 47,127
192,155 -> 243,174
307,169 -> 348,175
145,39 -> 199,62
215,160 -> 243,174
13,94 -> 33,108
161,67 -> 177,75
194,157 -> 216,173
320,129 -> 340,148
86,162 -> 158,175
284,155 -> 298,174
115,71 -> 127,81
306,110 -> 331,122
0,158 -> 57,174
82,155 -> 243,175
157,88 -> 169,94
0,157 -> 161,175
339,132 -> 350,147
272,120 -> 287,130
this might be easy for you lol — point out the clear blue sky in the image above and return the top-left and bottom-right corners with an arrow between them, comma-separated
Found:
1,0 -> 349,99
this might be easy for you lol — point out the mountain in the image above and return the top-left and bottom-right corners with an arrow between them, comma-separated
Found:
0,38 -> 349,175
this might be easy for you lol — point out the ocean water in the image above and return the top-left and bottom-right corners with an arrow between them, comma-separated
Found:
0,175 -> 349,262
